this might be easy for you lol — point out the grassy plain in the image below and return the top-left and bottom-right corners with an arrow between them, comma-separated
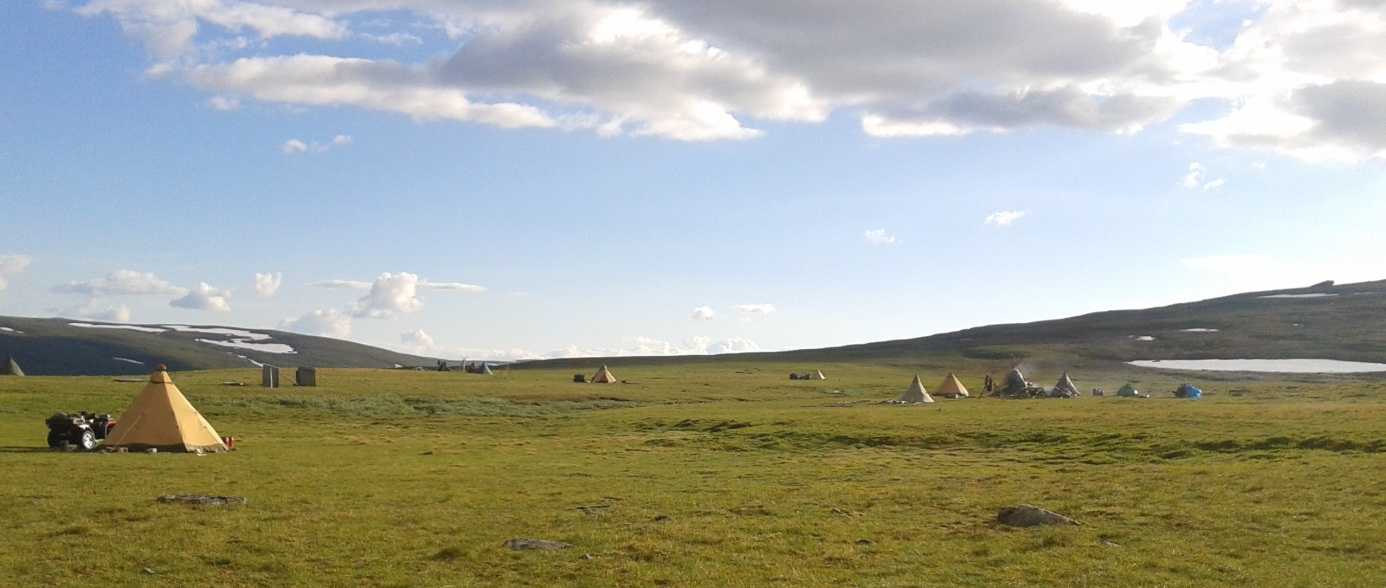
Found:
1,364 -> 1384,587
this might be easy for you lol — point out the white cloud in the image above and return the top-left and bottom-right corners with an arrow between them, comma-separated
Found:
255,272 -> 282,298
283,134 -> 354,155
279,309 -> 351,339
529,335 -> 765,358
75,0 -> 346,61
399,329 -> 435,350
207,95 -> 240,111
1181,162 -> 1225,191
281,138 -> 308,154
73,0 -> 1386,158
327,272 -> 485,319
690,305 -> 716,321
170,282 -> 232,312
308,278 -> 372,289
53,270 -> 186,297
0,254 -> 31,292
62,299 -> 133,323
984,210 -> 1029,227
732,304 -> 776,321
1180,162 -> 1206,189
864,229 -> 896,246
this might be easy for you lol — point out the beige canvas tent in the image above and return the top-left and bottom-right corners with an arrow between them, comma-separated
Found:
935,373 -> 969,398
2,356 -> 23,376
813,370 -> 827,380
479,363 -> 494,375
103,365 -> 227,453
591,365 -> 617,384
1053,372 -> 1080,396
896,375 -> 935,403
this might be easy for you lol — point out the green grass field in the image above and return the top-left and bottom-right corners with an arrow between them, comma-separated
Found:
2,364 -> 1384,587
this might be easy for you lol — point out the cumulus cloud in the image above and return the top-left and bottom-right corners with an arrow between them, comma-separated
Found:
279,309 -> 351,338
170,282 -> 233,312
282,134 -> 353,155
531,335 -> 765,358
53,270 -> 185,297
985,211 -> 1029,227
281,138 -> 308,154
73,0 -> 1386,158
61,299 -> 133,323
255,272 -> 282,298
690,306 -> 716,321
732,304 -> 775,321
1181,162 -> 1225,190
0,254 -> 31,292
864,229 -> 896,246
308,272 -> 485,319
206,95 -> 239,111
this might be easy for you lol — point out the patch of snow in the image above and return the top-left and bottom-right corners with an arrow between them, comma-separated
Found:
1180,328 -> 1219,332
1131,336 -> 1155,341
1130,359 -> 1386,373
1260,293 -> 1338,299
199,338 -> 296,354
235,354 -> 265,367
0,327 -> 21,333
163,325 -> 272,340
197,338 -> 296,354
113,357 -> 145,365
69,322 -> 165,333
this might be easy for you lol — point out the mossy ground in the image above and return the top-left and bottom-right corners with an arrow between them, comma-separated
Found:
2,365 -> 1384,586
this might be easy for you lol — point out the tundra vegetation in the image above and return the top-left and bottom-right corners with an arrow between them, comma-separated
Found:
2,363 -> 1384,586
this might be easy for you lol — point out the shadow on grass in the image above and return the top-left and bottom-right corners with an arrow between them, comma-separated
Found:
0,446 -> 59,453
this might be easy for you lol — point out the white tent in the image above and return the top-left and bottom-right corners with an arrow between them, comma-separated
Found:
896,375 -> 935,403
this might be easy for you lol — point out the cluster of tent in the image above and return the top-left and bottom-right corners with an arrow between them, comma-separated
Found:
894,373 -> 970,403
893,369 -> 1204,403
788,371 -> 828,380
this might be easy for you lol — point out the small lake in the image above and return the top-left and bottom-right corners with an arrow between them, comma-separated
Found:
1130,359 -> 1386,373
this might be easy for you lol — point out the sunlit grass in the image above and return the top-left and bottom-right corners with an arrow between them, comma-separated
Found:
1,366 -> 1384,586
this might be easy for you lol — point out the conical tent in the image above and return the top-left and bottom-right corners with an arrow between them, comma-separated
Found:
935,373 -> 969,397
103,366 -> 227,453
591,365 -> 617,383
479,363 -> 493,375
2,356 -> 23,376
1002,368 -> 1028,395
1053,372 -> 1079,395
1116,384 -> 1139,397
813,370 -> 827,380
896,375 -> 935,403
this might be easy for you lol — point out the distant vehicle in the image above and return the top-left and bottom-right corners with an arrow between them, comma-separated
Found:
45,412 -> 116,451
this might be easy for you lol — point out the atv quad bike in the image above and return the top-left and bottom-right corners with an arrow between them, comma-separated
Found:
45,412 -> 116,451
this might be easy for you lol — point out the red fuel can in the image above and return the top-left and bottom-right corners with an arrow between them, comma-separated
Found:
222,436 -> 235,449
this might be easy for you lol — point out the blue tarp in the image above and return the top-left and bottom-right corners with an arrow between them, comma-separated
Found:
1177,384 -> 1202,398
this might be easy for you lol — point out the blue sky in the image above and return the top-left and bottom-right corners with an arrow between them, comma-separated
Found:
2,0 -> 1385,360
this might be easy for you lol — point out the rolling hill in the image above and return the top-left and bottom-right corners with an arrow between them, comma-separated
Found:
0,317 -> 437,376
527,278 -> 1386,371
5,279 -> 1385,376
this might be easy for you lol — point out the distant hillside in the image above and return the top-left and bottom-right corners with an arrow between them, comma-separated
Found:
0,317 -> 437,376
8,279 -> 1385,377
527,279 -> 1386,370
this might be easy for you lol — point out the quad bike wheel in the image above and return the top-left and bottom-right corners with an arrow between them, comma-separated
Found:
47,431 -> 62,449
55,440 -> 70,451
79,430 -> 97,451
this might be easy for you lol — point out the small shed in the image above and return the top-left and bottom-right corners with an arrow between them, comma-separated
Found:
295,367 -> 317,387
262,365 -> 280,388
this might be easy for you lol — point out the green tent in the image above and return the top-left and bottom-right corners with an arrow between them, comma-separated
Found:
1116,383 -> 1139,397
